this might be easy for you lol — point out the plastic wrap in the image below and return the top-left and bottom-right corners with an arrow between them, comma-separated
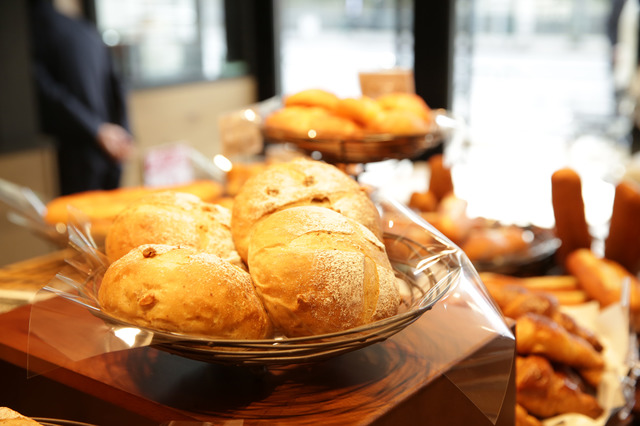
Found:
27,193 -> 515,424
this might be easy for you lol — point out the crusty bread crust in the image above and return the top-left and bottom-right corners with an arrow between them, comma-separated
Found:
105,191 -> 242,268
99,244 -> 273,339
248,206 -> 399,337
231,158 -> 383,262
44,180 -> 224,240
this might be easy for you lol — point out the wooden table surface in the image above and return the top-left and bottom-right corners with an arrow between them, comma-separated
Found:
0,251 -> 516,426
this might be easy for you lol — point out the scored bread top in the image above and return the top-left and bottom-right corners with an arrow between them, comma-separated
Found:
105,191 -> 243,268
248,206 -> 399,337
231,158 -> 383,262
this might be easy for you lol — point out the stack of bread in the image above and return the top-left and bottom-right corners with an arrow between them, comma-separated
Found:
264,89 -> 434,140
98,158 -> 401,340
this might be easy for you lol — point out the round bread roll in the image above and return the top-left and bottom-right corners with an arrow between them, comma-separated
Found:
366,109 -> 430,135
265,105 -> 361,139
376,92 -> 433,123
248,206 -> 400,337
99,244 -> 273,339
335,96 -> 384,127
284,88 -> 340,111
105,191 -> 242,268
44,180 -> 223,243
231,158 -> 383,262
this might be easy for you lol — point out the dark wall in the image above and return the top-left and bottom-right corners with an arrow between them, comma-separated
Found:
0,1 -> 41,154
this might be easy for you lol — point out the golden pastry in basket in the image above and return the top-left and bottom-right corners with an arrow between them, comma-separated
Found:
44,180 -> 224,241
265,105 -> 362,139
365,109 -> 429,135
376,92 -> 433,123
247,205 -> 400,337
334,96 -> 383,127
231,158 -> 383,262
99,244 -> 273,339
283,88 -> 340,112
105,191 -> 242,267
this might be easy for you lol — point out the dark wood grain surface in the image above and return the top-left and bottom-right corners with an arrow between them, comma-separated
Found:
0,251 -> 516,425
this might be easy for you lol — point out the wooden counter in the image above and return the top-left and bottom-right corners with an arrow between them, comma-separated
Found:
0,251 -> 516,425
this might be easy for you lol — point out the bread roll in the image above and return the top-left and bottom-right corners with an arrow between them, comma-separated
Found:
551,168 -> 592,264
105,191 -> 242,267
376,92 -> 433,123
366,109 -> 430,135
566,248 -> 640,310
99,244 -> 273,339
604,180 -> 640,274
335,96 -> 383,127
231,158 -> 383,262
284,88 -> 340,111
44,180 -> 223,240
248,206 -> 400,337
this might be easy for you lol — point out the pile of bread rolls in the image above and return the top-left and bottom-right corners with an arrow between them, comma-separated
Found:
264,89 -> 434,140
98,158 -> 401,340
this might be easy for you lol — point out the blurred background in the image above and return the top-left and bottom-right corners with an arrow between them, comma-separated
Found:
0,0 -> 638,265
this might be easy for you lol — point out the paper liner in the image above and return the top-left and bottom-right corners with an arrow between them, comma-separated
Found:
27,193 -> 515,424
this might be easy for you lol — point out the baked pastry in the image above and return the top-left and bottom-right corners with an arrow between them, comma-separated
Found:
264,105 -> 362,139
283,88 -> 340,111
231,158 -> 383,262
335,96 -> 383,127
516,312 -> 604,370
365,109 -> 429,135
98,244 -> 273,339
44,180 -> 224,240
105,191 -> 242,268
247,206 -> 400,337
375,92 -> 433,123
604,179 -> 640,274
551,168 -> 592,264
566,248 -> 640,310
0,407 -> 43,425
516,355 -> 603,419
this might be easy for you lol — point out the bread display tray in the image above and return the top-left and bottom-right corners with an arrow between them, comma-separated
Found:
26,194 -> 512,368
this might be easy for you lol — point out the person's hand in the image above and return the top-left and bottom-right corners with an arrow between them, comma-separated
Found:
96,123 -> 134,162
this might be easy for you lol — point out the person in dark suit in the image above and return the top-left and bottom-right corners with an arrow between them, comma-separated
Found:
28,0 -> 133,195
